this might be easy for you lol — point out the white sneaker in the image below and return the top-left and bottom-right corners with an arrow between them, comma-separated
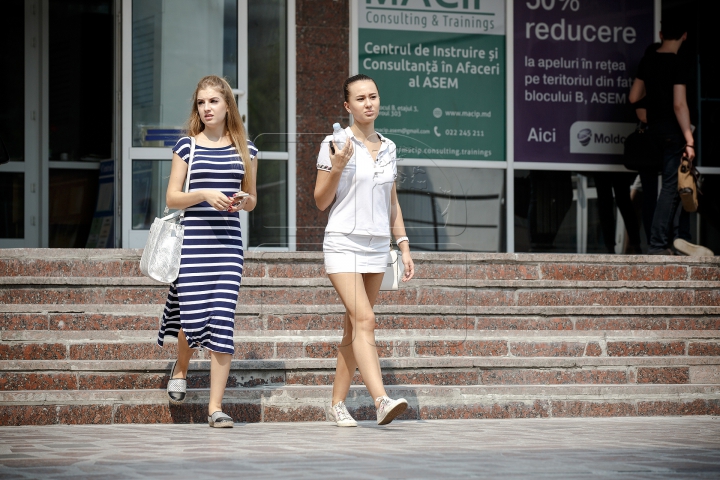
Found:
330,401 -> 357,427
673,238 -> 714,257
375,396 -> 408,425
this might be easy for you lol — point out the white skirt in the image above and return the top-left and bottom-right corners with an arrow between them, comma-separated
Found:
323,233 -> 391,274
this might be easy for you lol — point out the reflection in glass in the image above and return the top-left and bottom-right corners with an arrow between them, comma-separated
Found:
49,169 -> 99,247
249,159 -> 287,247
396,166 -> 505,252
699,174 -> 720,252
132,0 -> 238,147
513,171 -> 612,253
132,160 -> 172,230
0,173 -> 24,238
248,0 -> 287,152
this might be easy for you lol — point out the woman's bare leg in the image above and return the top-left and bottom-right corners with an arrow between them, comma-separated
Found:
329,272 -> 386,405
331,312 -> 358,405
173,329 -> 193,379
208,351 -> 232,415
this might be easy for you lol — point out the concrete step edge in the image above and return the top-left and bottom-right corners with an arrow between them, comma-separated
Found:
2,384 -> 719,406
4,329 -> 720,342
3,277 -> 719,289
2,304 -> 720,316
2,248 -> 718,265
2,357 -> 719,371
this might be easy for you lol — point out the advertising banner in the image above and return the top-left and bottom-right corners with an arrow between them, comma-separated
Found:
514,0 -> 654,165
358,0 -> 506,161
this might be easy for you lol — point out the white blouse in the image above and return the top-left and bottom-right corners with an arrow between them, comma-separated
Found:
317,127 -> 397,237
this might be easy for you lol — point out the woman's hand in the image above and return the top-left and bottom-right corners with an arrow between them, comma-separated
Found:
203,190 -> 233,211
329,139 -> 354,172
227,192 -> 253,212
401,250 -> 414,282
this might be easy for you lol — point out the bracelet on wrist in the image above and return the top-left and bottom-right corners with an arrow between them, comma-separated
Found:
395,236 -> 409,245
685,144 -> 695,149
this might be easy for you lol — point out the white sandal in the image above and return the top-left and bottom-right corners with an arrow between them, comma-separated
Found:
166,360 -> 187,405
208,411 -> 234,428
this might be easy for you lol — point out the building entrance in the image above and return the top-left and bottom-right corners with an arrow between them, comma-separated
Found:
0,0 -> 117,248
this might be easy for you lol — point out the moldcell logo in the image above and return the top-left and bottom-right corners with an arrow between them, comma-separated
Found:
577,128 -> 592,146
570,121 -> 636,155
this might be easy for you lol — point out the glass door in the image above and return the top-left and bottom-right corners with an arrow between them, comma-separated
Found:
47,0 -> 114,247
122,0 -> 292,250
0,0 -> 41,248
122,0 -> 246,248
1,0 -> 116,249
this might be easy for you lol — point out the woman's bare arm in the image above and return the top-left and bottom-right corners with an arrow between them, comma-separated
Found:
390,183 -> 414,281
314,140 -> 354,210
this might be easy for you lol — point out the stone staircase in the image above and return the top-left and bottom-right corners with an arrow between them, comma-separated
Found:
1,249 -> 719,425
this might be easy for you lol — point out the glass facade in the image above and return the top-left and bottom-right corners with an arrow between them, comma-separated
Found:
512,171 -> 719,254
131,160 -> 171,230
131,0 -> 238,147
248,0 -> 287,153
0,0 -> 24,240
49,0 -> 113,162
48,169 -> 99,247
0,173 -> 24,239
247,0 -> 288,247
129,0 -> 289,248
397,165 -> 505,252
3,0 -> 718,254
0,0 -> 24,164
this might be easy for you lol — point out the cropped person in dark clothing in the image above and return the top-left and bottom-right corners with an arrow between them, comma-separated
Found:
629,18 -> 711,256
633,89 -> 692,249
592,171 -> 641,254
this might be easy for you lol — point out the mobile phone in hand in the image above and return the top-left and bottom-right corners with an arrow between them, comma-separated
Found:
232,192 -> 249,205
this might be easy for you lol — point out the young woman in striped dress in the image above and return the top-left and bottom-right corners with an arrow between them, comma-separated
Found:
157,75 -> 258,428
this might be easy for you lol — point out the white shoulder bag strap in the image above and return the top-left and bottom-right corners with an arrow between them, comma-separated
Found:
161,136 -> 196,221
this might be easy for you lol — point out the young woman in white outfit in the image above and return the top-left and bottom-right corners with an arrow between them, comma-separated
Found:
315,74 -> 415,427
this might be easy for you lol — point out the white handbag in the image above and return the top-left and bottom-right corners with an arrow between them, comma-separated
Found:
139,137 -> 196,284
380,249 -> 404,291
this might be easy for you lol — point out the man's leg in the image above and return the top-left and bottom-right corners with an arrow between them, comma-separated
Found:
649,136 -> 684,252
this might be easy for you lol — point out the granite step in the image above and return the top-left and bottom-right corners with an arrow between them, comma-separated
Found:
2,283 -> 719,307
2,306 -> 720,331
2,330 -> 719,360
2,249 -> 718,425
2,357 -> 719,390
1,384 -> 719,425
2,250 -> 718,282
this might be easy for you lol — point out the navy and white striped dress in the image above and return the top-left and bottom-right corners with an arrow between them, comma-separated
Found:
157,136 -> 257,355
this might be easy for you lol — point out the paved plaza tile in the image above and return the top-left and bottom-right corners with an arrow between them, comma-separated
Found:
1,417 -> 719,479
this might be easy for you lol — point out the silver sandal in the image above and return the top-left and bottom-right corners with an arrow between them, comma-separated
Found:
208,411 -> 234,428
167,360 -> 187,405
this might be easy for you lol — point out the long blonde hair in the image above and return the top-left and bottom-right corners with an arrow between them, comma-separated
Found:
186,75 -> 254,192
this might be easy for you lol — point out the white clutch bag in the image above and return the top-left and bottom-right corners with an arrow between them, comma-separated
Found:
139,137 -> 196,284
380,250 -> 404,291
